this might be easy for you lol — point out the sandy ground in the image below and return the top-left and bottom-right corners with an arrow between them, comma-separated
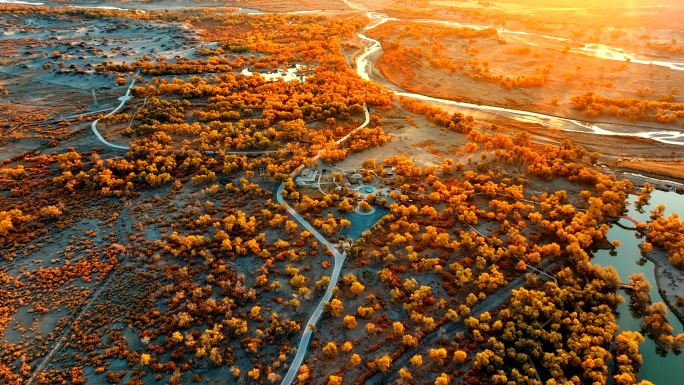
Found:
341,32 -> 684,185
366,20 -> 684,121
303,119 -> 618,384
0,175 -> 334,384
616,160 -> 684,181
348,0 -> 684,160
335,107 -> 471,171
0,206 -> 121,368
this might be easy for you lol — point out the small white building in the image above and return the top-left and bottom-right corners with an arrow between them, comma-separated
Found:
384,166 -> 395,177
296,168 -> 319,187
350,173 -> 363,183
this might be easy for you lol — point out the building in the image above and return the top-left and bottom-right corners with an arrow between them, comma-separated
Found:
350,173 -> 363,183
384,166 -> 395,178
295,168 -> 319,187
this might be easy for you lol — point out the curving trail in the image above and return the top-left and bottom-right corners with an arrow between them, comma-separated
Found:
90,68 -> 322,153
334,103 -> 371,146
279,103 -> 369,385
276,184 -> 346,385
90,70 -> 140,150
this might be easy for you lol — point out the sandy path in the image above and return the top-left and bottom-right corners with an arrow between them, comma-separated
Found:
90,70 -> 140,151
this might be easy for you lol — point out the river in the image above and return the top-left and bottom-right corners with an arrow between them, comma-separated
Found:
593,190 -> 684,383
348,2 -> 684,147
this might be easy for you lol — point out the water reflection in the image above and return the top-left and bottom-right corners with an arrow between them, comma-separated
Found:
593,190 -> 684,383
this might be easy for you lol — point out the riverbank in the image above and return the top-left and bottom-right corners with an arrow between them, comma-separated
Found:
614,169 -> 684,193
593,187 -> 684,383
612,183 -> 684,327
610,187 -> 684,328
640,245 -> 684,327
616,160 -> 684,184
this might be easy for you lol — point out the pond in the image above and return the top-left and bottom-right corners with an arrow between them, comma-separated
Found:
354,184 -> 379,197
339,207 -> 388,241
592,189 -> 684,383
